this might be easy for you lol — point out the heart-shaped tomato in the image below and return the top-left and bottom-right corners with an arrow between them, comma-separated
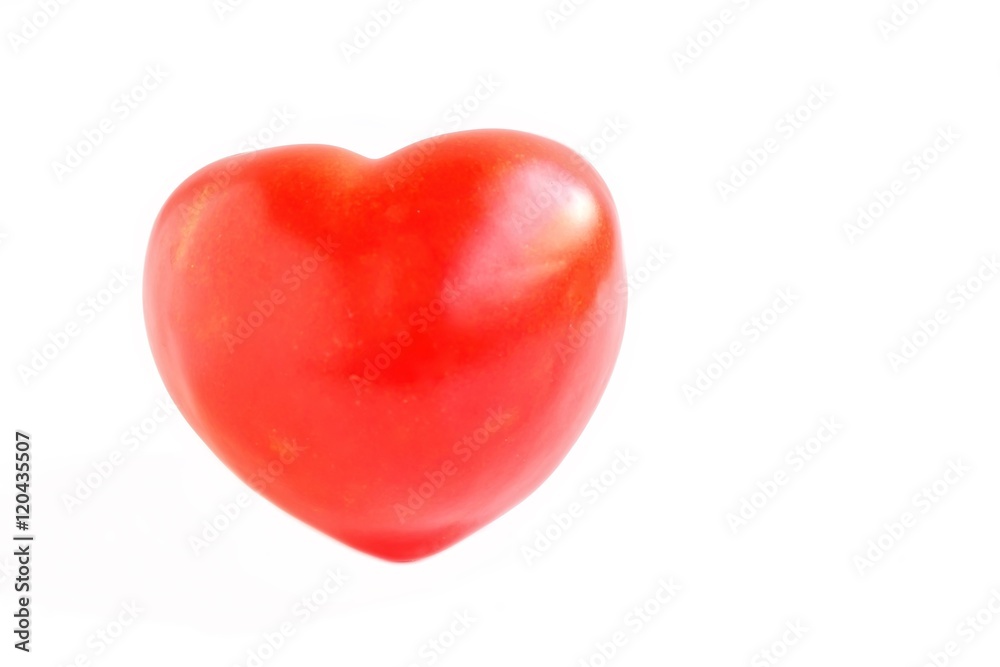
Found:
144,129 -> 626,561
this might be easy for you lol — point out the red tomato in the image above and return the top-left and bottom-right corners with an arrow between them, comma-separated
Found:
144,129 -> 626,561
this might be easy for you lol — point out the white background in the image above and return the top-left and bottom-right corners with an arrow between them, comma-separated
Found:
2,0 -> 1000,665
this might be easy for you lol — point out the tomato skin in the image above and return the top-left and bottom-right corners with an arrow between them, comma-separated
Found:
144,129 -> 626,561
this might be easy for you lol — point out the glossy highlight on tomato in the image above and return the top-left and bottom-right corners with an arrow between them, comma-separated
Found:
143,129 -> 627,561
